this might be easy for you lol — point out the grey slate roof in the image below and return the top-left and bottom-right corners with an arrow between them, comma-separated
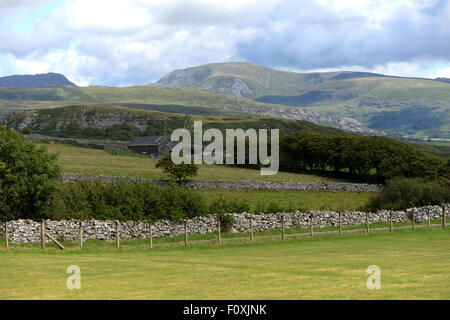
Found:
129,136 -> 170,147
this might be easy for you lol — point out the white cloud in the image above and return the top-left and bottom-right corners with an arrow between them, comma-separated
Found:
1,0 -> 450,86
64,0 -> 152,34
429,66 -> 450,78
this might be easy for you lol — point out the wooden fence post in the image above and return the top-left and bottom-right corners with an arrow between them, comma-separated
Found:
44,232 -> 65,250
41,219 -> 46,249
428,208 -> 431,229
184,220 -> 188,246
338,212 -> 342,236
115,220 -> 120,249
281,215 -> 285,241
412,210 -> 416,230
5,221 -> 9,249
149,222 -> 153,249
79,221 -> 83,249
366,212 -> 370,234
389,212 -> 393,232
217,216 -> 222,246
443,206 -> 447,229
249,216 -> 254,241
310,214 -> 314,237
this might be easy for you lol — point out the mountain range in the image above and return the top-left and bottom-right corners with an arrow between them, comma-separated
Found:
0,62 -> 449,139
155,62 -> 450,139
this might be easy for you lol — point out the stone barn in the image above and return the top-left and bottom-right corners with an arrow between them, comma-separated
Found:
128,136 -> 174,157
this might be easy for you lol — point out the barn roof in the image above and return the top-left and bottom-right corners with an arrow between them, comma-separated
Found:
128,136 -> 170,147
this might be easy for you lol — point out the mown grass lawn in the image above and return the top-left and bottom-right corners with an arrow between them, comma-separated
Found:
1,228 -> 449,300
39,143 -> 338,182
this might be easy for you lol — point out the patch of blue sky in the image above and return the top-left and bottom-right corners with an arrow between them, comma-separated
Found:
13,0 -> 66,33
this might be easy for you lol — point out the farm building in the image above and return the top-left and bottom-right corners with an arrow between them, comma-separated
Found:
128,136 -> 175,157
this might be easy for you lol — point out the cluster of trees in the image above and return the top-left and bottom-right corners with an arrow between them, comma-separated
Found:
281,132 -> 447,182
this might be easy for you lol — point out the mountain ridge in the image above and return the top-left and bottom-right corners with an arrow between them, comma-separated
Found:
0,85 -> 382,135
0,72 -> 77,88
154,62 -> 450,138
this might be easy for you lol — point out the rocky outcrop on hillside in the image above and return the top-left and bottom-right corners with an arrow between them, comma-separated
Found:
157,67 -> 254,98
0,72 -> 77,88
1,103 -> 384,136
208,77 -> 254,97
235,105 -> 385,135
0,107 -> 150,133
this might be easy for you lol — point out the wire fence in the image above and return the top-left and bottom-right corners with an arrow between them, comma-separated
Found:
1,205 -> 449,250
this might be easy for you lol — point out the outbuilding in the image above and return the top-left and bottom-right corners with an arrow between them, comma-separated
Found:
128,136 -> 174,157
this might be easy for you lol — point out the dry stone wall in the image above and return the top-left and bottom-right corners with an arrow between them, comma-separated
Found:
61,173 -> 383,192
2,205 -> 447,243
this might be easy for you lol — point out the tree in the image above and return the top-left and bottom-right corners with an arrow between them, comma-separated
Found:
280,131 -> 446,182
438,159 -> 450,184
156,154 -> 198,184
0,126 -> 60,221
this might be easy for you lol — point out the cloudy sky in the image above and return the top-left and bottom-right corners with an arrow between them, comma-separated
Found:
1,0 -> 450,86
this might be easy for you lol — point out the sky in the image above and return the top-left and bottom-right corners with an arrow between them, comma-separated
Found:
1,0 -> 450,87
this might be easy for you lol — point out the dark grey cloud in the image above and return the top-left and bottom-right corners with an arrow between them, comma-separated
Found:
235,0 -> 450,70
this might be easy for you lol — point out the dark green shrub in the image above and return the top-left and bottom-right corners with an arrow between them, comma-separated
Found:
160,183 -> 208,221
0,126 -> 60,221
265,201 -> 286,213
209,196 -> 250,214
44,181 -> 207,222
366,177 -> 450,211
218,213 -> 235,233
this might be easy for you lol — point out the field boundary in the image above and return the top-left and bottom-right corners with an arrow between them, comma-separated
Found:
2,204 -> 448,246
148,222 -> 449,248
61,173 -> 383,192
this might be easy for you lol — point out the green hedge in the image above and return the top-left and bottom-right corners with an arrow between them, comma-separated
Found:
41,181 -> 302,223
44,181 -> 208,222
366,177 -> 450,211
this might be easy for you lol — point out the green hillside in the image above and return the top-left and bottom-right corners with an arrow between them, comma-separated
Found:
0,85 -> 269,112
1,104 -> 349,140
2,62 -> 449,138
155,62 -> 450,138
39,142 -> 337,182
156,61 -> 342,98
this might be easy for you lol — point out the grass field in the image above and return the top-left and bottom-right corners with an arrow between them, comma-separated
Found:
1,228 -> 450,299
40,142 -> 336,182
38,143 -> 374,211
199,189 -> 374,211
